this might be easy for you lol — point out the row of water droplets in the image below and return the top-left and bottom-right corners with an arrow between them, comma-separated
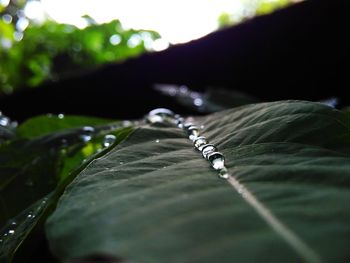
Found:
0,196 -> 49,250
145,108 -> 229,179
53,113 -> 123,147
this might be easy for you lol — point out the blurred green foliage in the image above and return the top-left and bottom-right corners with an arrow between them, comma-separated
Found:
0,15 -> 160,94
0,0 -> 297,95
218,0 -> 296,28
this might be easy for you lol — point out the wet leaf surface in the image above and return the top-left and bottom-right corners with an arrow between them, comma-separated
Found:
46,101 -> 350,263
0,115 -> 134,262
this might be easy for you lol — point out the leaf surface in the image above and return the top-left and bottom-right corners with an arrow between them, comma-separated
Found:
46,101 -> 350,263
0,114 -> 133,261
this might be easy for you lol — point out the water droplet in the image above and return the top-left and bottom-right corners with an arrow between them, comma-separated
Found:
82,126 -> 94,133
146,108 -> 175,124
207,152 -> 225,170
219,167 -> 229,179
186,125 -> 199,141
119,161 -> 124,165
175,115 -> 185,128
0,115 -> 10,126
193,136 -> 207,150
147,115 -> 164,124
8,230 -> 15,235
11,221 -> 16,226
10,121 -> 18,129
58,113 -> 64,119
179,85 -> 188,94
103,134 -> 116,147
27,212 -> 33,219
122,120 -> 132,126
155,139 -> 160,143
80,126 -> 95,142
200,125 -> 205,129
183,122 -> 193,129
80,135 -> 92,142
201,144 -> 217,159
0,239 -> 3,243
194,98 -> 203,107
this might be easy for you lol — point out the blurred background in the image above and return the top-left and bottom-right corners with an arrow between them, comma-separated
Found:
0,0 -> 299,95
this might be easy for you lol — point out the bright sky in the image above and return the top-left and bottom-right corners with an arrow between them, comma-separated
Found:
24,0 -> 251,44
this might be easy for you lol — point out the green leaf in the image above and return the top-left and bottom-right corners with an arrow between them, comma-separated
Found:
17,114 -> 115,139
46,101 -> 350,263
0,115 -> 134,261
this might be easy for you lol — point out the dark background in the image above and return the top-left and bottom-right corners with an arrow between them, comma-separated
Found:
1,0 -> 349,121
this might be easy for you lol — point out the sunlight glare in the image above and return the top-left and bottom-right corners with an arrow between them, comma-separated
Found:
38,0 -> 246,44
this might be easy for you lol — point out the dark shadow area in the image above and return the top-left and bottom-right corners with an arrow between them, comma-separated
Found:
1,0 -> 349,121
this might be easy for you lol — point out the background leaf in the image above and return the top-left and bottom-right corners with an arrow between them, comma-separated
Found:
0,114 -> 134,262
17,115 -> 114,139
46,101 -> 350,263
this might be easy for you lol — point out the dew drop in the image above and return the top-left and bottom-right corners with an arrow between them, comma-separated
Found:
58,113 -> 64,119
201,144 -> 217,159
179,85 -> 188,94
194,98 -> 203,107
219,167 -> 229,179
0,115 -> 10,127
80,126 -> 95,142
119,161 -> 124,165
80,135 -> 92,142
103,134 -> 116,147
82,126 -> 94,133
155,139 -> 160,143
175,116 -> 185,128
186,125 -> 199,141
193,136 -> 207,150
8,229 -> 15,235
10,121 -> 18,129
146,108 -> 175,124
183,122 -> 193,129
147,115 -> 164,124
122,120 -> 132,126
207,152 -> 225,170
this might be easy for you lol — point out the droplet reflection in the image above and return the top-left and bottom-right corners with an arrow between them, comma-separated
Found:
103,134 -> 116,147
207,152 -> 225,170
